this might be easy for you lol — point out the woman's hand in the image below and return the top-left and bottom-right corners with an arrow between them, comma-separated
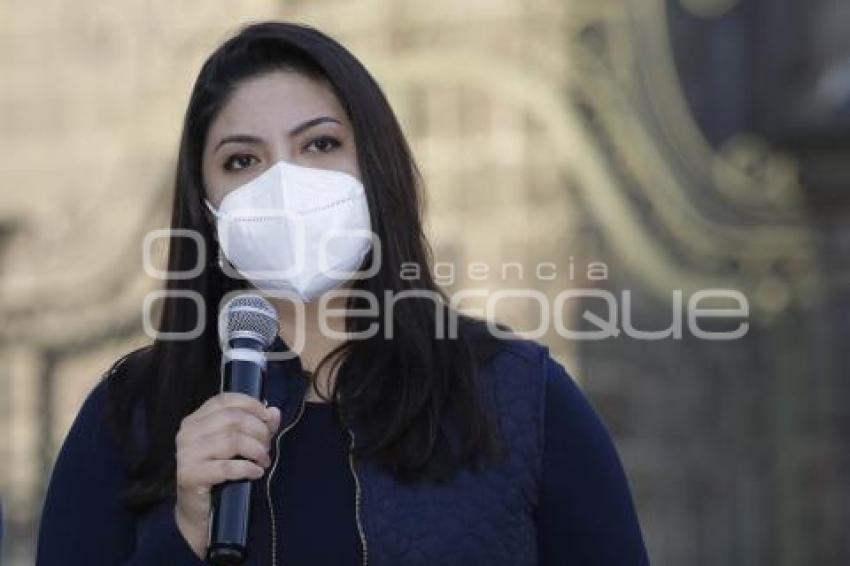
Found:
173,392 -> 281,558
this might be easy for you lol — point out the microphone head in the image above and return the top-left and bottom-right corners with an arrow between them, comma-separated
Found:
219,293 -> 279,348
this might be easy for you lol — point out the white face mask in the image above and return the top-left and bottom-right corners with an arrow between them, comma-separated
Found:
205,160 -> 373,302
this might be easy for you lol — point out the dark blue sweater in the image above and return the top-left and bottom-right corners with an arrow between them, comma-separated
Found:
36,353 -> 649,564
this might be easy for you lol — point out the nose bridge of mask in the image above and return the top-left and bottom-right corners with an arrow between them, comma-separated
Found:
213,160 -> 363,217
277,160 -> 364,214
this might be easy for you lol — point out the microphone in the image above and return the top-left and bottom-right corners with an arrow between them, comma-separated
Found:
207,293 -> 279,565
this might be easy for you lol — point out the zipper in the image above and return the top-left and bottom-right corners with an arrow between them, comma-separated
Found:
347,427 -> 369,566
266,393 -> 307,566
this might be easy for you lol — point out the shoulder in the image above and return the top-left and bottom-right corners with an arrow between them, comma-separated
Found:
466,325 -> 591,444
489,335 -> 552,368
48,348 -> 144,481
94,345 -> 153,418
466,325 -> 556,423
62,346 -> 153,466
460,316 -> 553,371
468,322 -> 560,384
70,347 -> 144,428
484,338 -> 608,456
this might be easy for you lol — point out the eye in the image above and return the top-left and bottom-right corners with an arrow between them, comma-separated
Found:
303,135 -> 342,154
223,154 -> 258,171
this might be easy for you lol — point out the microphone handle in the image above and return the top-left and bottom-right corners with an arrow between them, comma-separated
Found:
207,338 -> 266,565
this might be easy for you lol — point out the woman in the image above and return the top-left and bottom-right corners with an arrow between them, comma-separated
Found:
36,21 -> 649,565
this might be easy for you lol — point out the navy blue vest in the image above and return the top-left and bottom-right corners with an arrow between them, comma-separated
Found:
350,338 -> 547,566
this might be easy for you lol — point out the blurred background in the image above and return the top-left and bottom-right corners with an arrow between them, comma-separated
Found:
1,0 -> 848,564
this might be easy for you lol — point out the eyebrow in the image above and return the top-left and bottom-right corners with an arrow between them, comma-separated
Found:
213,116 -> 341,152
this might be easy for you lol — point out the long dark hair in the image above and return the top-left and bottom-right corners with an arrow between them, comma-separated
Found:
106,20 -> 507,512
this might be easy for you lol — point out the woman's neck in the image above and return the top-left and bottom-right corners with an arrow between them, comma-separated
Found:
270,295 -> 349,402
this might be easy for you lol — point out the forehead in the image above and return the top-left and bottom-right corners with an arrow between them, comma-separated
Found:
208,71 -> 345,136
